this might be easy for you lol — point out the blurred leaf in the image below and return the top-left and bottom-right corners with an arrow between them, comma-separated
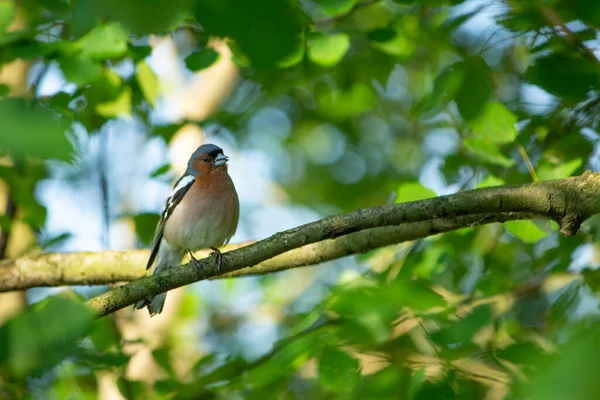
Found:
95,86 -> 131,118
184,48 -> 220,71
136,61 -> 159,106
153,123 -> 184,143
0,98 -> 73,161
117,377 -> 144,400
367,28 -> 396,42
389,278 -> 446,311
150,163 -> 170,178
315,82 -> 375,119
317,0 -> 357,16
409,368 -> 426,400
318,347 -> 360,393
90,317 -> 121,353
528,321 -> 600,400
469,101 -> 517,144
395,181 -> 436,203
464,138 -> 514,167
527,53 -> 600,101
59,56 -> 103,86
0,2 -> 14,34
39,232 -> 71,250
308,33 -> 351,67
505,220 -> 547,243
537,158 -> 582,181
153,348 -> 175,376
573,0 -> 600,26
78,22 -> 129,60
133,212 -> 159,245
433,305 -> 492,346
450,58 -> 493,121
193,0 -> 304,68
70,0 -> 191,37
0,83 -> 9,97
0,296 -> 93,377
475,175 -> 505,188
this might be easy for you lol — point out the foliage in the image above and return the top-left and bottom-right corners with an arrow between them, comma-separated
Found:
1,0 -> 600,399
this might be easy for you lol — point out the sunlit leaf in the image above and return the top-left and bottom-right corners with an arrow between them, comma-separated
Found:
78,22 -> 129,60
395,181 -> 436,203
505,220 -> 547,243
464,138 -> 514,167
136,61 -> 159,106
469,101 -> 517,144
317,0 -> 358,16
95,86 -> 132,118
433,305 -> 492,346
0,2 -> 14,34
390,278 -> 446,310
537,158 -> 582,181
308,33 -> 350,67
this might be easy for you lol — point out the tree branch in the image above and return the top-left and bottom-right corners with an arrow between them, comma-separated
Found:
0,212 -> 534,292
83,172 -> 600,317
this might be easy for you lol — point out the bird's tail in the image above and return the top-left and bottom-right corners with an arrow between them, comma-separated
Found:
134,240 -> 184,316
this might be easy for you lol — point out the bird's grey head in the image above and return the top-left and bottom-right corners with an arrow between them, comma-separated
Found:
186,144 -> 229,175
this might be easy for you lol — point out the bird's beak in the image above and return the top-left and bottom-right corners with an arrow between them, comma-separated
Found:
214,153 -> 229,167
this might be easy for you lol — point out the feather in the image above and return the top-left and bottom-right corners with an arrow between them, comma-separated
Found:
146,175 -> 195,270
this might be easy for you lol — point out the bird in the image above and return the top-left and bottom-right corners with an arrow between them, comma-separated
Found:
135,144 -> 239,316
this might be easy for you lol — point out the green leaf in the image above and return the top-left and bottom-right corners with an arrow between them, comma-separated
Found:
389,279 -> 446,311
95,86 -> 131,118
59,56 -> 103,86
0,296 -> 94,377
317,0 -> 358,16
464,138 -> 514,167
0,83 -> 9,97
468,101 -> 517,144
150,163 -> 170,178
193,0 -> 304,68
184,48 -> 220,72
78,22 -> 129,60
409,368 -> 426,400
315,82 -> 375,119
448,58 -> 493,121
537,158 -> 582,181
0,98 -> 73,161
505,220 -> 547,243
395,181 -> 436,203
308,33 -> 350,67
133,212 -> 160,245
527,53 -> 600,101
0,2 -> 15,34
475,175 -> 505,189
318,348 -> 360,393
136,61 -> 159,106
70,0 -> 191,37
433,305 -> 492,346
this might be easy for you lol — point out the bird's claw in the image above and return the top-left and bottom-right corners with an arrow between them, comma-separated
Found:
210,247 -> 223,274
189,250 -> 206,280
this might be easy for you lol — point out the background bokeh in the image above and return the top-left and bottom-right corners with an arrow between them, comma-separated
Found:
2,0 -> 600,399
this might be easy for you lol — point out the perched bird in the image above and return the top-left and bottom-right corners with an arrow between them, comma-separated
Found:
135,144 -> 239,316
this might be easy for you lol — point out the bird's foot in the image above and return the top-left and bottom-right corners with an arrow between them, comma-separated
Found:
210,247 -> 223,274
189,250 -> 206,280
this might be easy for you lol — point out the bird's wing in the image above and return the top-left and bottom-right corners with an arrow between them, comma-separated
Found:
146,175 -> 195,269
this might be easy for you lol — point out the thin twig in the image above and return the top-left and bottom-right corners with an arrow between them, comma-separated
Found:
0,194 -> 16,260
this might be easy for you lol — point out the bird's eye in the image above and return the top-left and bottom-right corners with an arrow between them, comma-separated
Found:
203,157 -> 210,162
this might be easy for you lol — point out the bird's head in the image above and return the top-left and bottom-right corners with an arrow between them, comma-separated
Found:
186,144 -> 229,175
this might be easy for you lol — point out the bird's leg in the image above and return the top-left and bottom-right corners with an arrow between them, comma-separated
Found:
189,250 -> 206,280
210,247 -> 223,274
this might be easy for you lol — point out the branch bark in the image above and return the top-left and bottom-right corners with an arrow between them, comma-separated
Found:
82,172 -> 600,317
